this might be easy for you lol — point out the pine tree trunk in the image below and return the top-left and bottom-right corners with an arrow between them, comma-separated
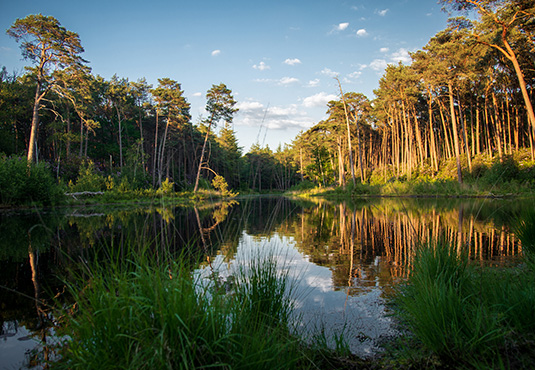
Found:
448,82 -> 462,184
194,120 -> 212,192
27,81 -> 42,163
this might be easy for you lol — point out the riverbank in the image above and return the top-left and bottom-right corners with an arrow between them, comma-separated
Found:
287,176 -> 535,200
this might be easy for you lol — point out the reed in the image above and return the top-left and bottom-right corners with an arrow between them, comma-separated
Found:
393,239 -> 535,368
51,243 -> 350,369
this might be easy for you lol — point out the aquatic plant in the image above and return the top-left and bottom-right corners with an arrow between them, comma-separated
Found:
52,245 -> 350,369
393,240 -> 535,368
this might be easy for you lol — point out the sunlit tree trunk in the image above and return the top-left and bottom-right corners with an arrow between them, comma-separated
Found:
337,79 -> 356,186
152,110 -> 159,188
448,82 -> 463,183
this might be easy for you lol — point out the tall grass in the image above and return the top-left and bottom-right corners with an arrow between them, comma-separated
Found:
52,244 -> 350,369
393,239 -> 535,368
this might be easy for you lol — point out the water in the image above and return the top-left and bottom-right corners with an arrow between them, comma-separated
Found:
0,196 -> 531,368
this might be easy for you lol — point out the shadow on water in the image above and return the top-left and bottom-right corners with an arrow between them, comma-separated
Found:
0,196 -> 532,366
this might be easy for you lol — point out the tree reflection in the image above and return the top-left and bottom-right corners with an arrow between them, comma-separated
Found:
287,199 -> 524,295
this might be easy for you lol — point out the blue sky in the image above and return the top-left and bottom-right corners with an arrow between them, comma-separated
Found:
1,0 -> 450,152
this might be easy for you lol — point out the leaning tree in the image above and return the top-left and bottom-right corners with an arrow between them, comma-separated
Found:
7,14 -> 87,162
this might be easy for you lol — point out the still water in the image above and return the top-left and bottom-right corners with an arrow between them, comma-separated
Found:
0,196 -> 531,368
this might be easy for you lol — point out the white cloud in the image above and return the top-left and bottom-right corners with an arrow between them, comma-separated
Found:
347,71 -> 362,80
253,61 -> 270,70
235,101 -> 312,130
329,22 -> 349,34
370,59 -> 388,71
192,92 -> 202,97
320,68 -> 338,78
253,77 -> 300,86
303,92 -> 337,108
284,58 -> 302,66
306,275 -> 332,293
211,49 -> 221,56
253,78 -> 272,84
356,29 -> 368,37
307,79 -> 320,87
337,22 -> 349,31
237,101 -> 265,111
378,9 -> 389,16
279,76 -> 299,85
390,48 -> 412,64
380,47 -> 389,53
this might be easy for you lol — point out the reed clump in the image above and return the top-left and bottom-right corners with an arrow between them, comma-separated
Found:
51,247 -> 355,369
393,234 -> 535,369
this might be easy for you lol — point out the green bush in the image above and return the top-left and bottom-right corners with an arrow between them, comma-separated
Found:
68,160 -> 105,192
481,155 -> 520,184
212,174 -> 229,193
156,178 -> 174,195
288,180 -> 316,192
0,156 -> 63,206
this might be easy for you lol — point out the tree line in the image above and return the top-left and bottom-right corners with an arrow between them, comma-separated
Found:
1,14 -> 301,193
1,0 -> 534,195
292,0 -> 535,186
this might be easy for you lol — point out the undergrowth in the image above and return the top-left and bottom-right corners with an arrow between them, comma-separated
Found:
391,230 -> 535,369
51,244 -> 357,369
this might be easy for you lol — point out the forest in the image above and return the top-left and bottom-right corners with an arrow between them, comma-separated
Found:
1,0 -> 534,204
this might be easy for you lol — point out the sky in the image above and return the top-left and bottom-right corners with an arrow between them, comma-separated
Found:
0,0 -> 451,153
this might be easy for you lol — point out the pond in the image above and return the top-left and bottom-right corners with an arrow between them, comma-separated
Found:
0,195 -> 531,368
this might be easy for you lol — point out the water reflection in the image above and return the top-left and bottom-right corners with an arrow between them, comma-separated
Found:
0,196 -> 531,366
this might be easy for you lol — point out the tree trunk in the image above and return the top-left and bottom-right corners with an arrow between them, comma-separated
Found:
194,121 -> 213,192
501,38 -> 535,160
152,110 -> 159,188
27,81 -> 42,163
448,82 -> 462,184
456,95 -> 471,171
337,79 -> 356,186
115,105 -> 123,168
427,87 -> 439,171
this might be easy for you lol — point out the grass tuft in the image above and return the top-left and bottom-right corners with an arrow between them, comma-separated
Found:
393,238 -> 535,368
52,244 -> 357,369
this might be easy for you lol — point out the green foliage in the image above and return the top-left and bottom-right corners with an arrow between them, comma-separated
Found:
211,174 -> 236,197
0,155 -> 63,206
394,240 -> 535,368
156,177 -> 174,195
515,211 -> 535,269
68,160 -> 105,192
211,174 -> 228,193
54,248 -> 315,370
288,180 -> 316,192
481,155 -> 521,185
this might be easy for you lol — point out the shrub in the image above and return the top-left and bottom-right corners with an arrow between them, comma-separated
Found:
156,178 -> 174,195
482,155 -> 520,184
212,174 -> 229,193
69,160 -> 105,192
288,180 -> 316,192
211,175 -> 237,196
0,156 -> 63,206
